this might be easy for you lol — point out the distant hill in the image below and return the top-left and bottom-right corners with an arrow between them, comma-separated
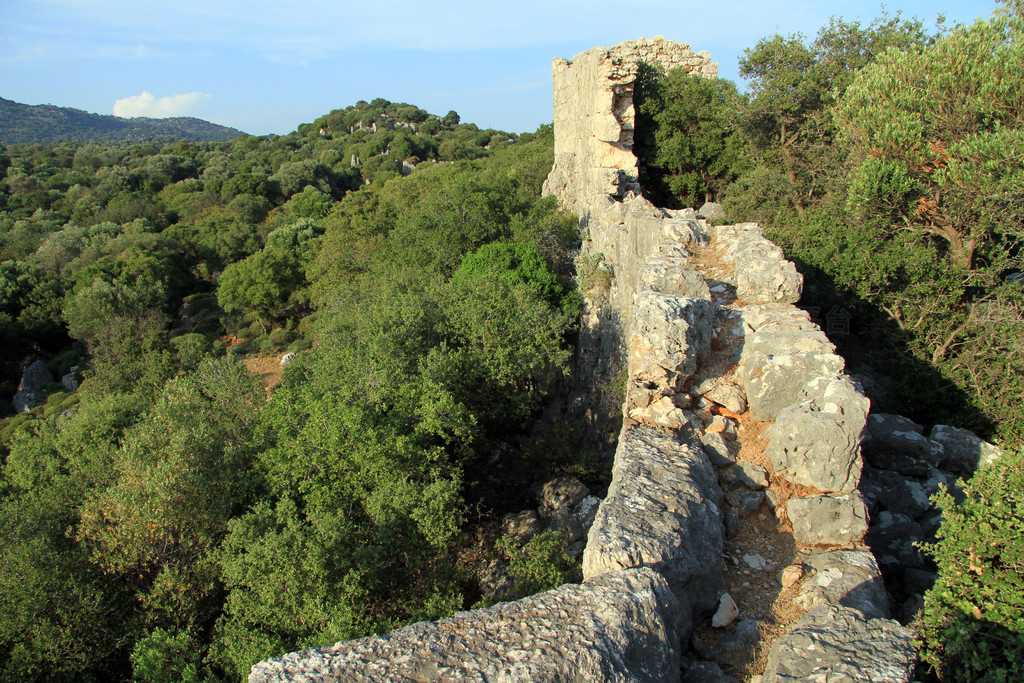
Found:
0,97 -> 246,144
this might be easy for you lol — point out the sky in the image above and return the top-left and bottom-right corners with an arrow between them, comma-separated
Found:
1,0 -> 1001,136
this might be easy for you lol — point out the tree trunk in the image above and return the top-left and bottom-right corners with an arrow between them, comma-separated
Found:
779,122 -> 806,216
927,216 -> 975,270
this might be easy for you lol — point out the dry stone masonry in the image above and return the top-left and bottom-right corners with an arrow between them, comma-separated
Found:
249,38 -> 1004,681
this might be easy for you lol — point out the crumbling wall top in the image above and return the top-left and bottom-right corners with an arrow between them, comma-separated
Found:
542,37 -> 718,214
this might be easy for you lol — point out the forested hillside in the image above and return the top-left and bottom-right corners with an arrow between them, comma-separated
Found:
0,98 -> 583,680
634,2 -> 1024,679
0,97 -> 245,144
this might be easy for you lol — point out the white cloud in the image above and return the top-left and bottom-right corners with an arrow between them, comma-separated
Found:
112,91 -> 210,118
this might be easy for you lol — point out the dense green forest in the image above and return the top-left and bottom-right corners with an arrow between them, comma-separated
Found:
0,97 -> 245,144
0,99 -> 582,680
2,1 -> 1023,680
635,2 -> 1024,679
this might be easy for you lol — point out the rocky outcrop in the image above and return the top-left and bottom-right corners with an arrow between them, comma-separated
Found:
250,568 -> 681,683
12,359 -> 54,413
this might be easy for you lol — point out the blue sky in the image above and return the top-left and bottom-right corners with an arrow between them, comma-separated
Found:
1,0 -> 1000,136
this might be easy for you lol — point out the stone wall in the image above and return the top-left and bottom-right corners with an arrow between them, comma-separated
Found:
248,40 -> 918,682
542,37 -> 716,217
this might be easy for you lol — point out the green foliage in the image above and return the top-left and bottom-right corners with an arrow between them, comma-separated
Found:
576,251 -> 612,302
919,452 -> 1024,681
732,12 -> 937,220
0,96 -> 244,144
216,219 -> 323,323
634,67 -> 747,207
452,241 -> 577,312
496,531 -> 575,598
836,9 -> 1024,269
130,628 -> 209,683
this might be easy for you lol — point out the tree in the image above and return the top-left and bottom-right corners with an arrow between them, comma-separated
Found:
836,6 -> 1024,270
634,67 -> 746,207
734,14 -> 936,219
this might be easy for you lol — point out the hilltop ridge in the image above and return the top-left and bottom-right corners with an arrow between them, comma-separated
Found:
0,96 -> 245,143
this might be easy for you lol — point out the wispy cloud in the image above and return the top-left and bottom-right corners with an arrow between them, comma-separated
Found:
113,91 -> 210,118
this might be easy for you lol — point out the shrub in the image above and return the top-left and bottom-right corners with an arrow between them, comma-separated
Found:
496,531 -> 575,598
576,252 -> 612,302
919,452 -> 1024,681
267,327 -> 292,350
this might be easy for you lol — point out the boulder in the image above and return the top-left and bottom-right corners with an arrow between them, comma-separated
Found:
583,425 -> 724,640
859,466 -> 932,520
475,558 -> 514,601
683,660 -> 737,683
788,493 -> 869,547
538,476 -> 590,514
900,567 -> 938,597
793,550 -> 889,620
766,375 -> 869,493
865,511 -> 926,573
61,365 -> 80,393
501,510 -> 541,545
249,568 -> 681,683
736,257 -> 803,305
12,360 -> 54,413
719,461 -> 769,491
701,380 -> 747,415
738,309 -> 845,421
639,257 -> 711,300
698,201 -> 726,222
862,413 -> 936,476
629,293 -> 713,391
714,224 -> 802,304
701,431 -> 736,467
712,592 -> 739,628
762,604 -> 916,683
929,424 -> 1002,473
709,617 -> 760,665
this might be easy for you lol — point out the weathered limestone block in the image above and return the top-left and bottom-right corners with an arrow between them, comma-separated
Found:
662,217 -> 706,245
700,380 -> 747,415
697,202 -> 725,222
701,431 -> 736,466
639,256 -> 711,300
762,604 -> 916,683
736,256 -> 803,304
583,425 -> 724,639
249,568 -> 681,683
929,423 -> 1002,473
866,511 -> 927,574
629,292 -> 713,391
628,394 -> 690,430
61,364 -> 80,393
860,466 -> 933,520
788,493 -> 869,547
766,375 -> 869,493
738,307 -> 845,421
538,476 -> 590,515
793,550 -> 889,620
862,413 -> 937,476
710,223 -> 802,304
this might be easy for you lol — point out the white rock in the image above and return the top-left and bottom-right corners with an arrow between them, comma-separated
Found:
712,593 -> 739,628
